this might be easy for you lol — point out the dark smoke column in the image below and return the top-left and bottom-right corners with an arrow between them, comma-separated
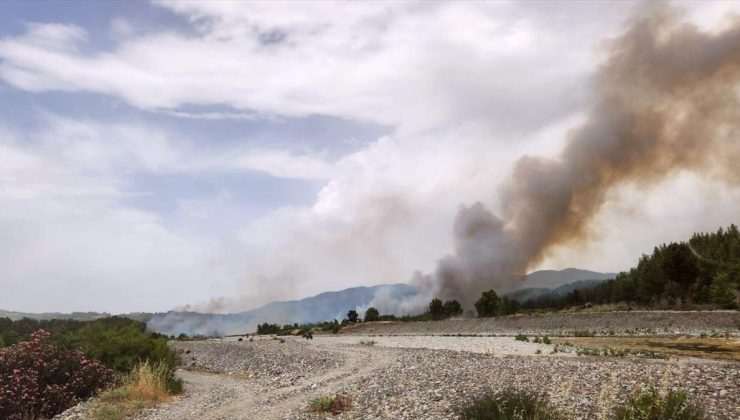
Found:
433,4 -> 740,307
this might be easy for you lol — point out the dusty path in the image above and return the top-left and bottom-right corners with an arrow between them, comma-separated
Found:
143,340 -> 398,419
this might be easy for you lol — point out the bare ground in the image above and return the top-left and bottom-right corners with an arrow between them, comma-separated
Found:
137,333 -> 738,419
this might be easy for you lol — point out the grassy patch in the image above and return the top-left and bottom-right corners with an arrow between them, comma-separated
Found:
460,389 -> 562,420
91,361 -> 183,420
514,334 -> 529,342
308,394 -> 353,414
612,387 -> 705,420
554,337 -> 738,361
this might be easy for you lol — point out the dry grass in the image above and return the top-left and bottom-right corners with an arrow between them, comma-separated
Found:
92,361 -> 180,420
553,336 -> 740,361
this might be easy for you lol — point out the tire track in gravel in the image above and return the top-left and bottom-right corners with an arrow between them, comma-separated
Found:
142,342 -> 397,420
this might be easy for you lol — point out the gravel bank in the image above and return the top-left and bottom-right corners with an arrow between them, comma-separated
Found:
341,310 -> 740,337
321,346 -> 739,420
315,335 -> 564,356
172,338 -> 342,388
57,332 -> 740,419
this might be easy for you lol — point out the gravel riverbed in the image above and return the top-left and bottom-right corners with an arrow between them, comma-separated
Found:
56,312 -> 740,419
144,335 -> 739,419
342,311 -> 740,337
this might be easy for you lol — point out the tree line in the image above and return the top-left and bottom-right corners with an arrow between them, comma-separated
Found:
254,225 -> 738,331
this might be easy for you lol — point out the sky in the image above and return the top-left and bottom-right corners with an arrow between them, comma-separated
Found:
1,1 -> 739,314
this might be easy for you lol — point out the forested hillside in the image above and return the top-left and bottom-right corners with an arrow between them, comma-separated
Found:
522,225 -> 739,310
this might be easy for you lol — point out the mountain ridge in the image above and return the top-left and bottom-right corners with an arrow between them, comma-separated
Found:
2,268 -> 615,336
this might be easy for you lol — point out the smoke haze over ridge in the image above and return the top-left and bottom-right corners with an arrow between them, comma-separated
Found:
381,4 -> 740,310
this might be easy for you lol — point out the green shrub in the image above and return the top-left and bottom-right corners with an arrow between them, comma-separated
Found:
443,299 -> 464,317
429,298 -> 445,320
58,323 -> 177,372
612,387 -> 704,420
460,389 -> 562,420
542,336 -> 551,345
309,394 -> 353,414
575,347 -> 600,356
256,323 -> 282,335
475,290 -> 500,317
515,334 -> 529,342
364,307 -> 380,322
709,272 -> 737,309
0,317 -> 178,374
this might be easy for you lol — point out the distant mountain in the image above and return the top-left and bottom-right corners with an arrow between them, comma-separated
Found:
3,268 -> 615,337
520,268 -> 615,289
146,283 -> 417,337
505,279 -> 608,303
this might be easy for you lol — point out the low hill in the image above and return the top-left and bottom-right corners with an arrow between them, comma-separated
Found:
520,268 -> 615,289
505,279 -> 607,303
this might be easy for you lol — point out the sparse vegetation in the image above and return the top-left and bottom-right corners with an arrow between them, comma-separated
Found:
309,394 -> 353,414
460,388 -> 562,420
92,361 -> 183,420
612,387 -> 705,420
515,333 -> 529,342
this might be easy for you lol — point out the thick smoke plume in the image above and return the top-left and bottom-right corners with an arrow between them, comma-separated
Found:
380,5 -> 740,310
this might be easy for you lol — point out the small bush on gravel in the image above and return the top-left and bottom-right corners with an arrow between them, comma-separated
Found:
460,389 -> 562,420
514,334 -> 529,342
309,394 -> 353,414
612,387 -> 705,420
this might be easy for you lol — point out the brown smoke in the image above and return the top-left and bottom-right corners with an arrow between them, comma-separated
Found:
432,5 -> 740,307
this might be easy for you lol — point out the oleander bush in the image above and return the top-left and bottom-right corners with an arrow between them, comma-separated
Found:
0,330 -> 115,420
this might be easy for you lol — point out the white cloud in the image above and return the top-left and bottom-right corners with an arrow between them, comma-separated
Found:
234,149 -> 335,180
0,2 -> 632,132
0,124 -> 238,313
